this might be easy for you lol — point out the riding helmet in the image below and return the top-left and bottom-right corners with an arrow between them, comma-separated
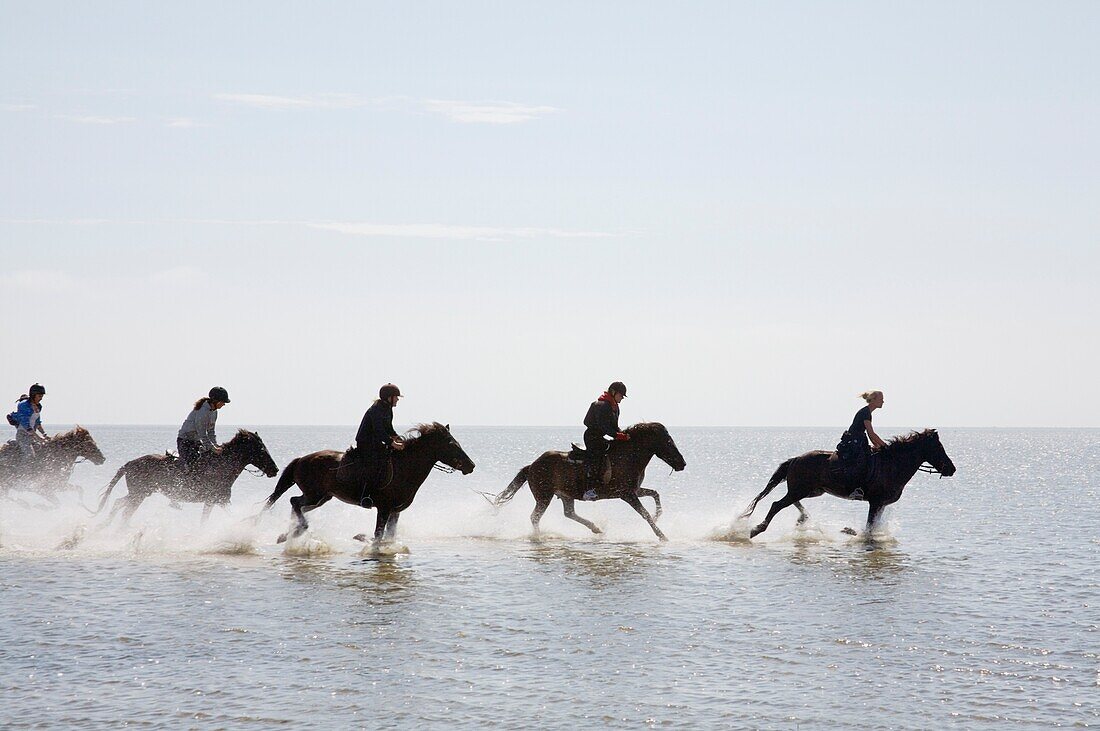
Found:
608,381 -> 627,397
379,383 -> 402,400
29,383 -> 46,397
209,386 -> 231,403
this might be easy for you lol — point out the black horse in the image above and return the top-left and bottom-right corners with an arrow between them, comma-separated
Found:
494,422 -> 686,541
95,429 -> 279,526
741,429 -> 956,538
262,422 -> 475,546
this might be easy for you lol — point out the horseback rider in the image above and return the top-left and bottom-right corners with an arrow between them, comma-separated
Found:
581,381 -> 630,501
11,383 -> 50,461
177,386 -> 230,473
354,383 -> 406,508
835,390 -> 887,499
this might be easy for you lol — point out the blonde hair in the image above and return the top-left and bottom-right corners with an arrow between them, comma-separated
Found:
860,390 -> 883,403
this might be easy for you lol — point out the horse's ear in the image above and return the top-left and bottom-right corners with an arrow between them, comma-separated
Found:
445,424 -> 450,431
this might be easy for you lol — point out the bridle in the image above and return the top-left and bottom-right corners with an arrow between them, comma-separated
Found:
917,463 -> 945,478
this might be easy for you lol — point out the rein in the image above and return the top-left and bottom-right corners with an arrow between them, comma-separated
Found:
433,461 -> 497,506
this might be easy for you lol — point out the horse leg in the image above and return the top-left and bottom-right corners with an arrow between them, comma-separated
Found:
561,497 -> 601,535
119,494 -> 149,528
794,500 -> 810,526
373,509 -> 391,544
866,501 -> 886,533
383,512 -> 400,541
277,495 -> 309,543
636,487 -> 662,521
750,492 -> 800,538
623,494 -> 667,542
529,496 -> 552,538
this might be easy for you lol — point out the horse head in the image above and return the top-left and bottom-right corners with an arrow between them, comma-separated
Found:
627,422 -> 686,472
920,429 -> 956,477
67,426 -> 106,465
407,423 -> 475,475
229,429 -> 279,477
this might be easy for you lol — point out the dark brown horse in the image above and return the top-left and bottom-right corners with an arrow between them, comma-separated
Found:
95,429 -> 279,526
741,429 -> 956,538
262,422 -> 475,545
0,426 -> 106,504
494,422 -> 686,542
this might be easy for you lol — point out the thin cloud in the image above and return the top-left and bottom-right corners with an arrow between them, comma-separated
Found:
165,117 -> 211,128
2,103 -> 37,112
214,93 -> 366,110
56,114 -> 136,125
0,217 -> 618,241
307,222 -> 612,241
1,269 -> 75,293
419,99 -> 560,124
150,265 -> 205,284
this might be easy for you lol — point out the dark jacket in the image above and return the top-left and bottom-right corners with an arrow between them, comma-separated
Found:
583,397 -> 620,441
355,400 -> 398,453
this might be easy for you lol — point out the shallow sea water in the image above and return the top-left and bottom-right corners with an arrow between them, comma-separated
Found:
1,426 -> 1096,729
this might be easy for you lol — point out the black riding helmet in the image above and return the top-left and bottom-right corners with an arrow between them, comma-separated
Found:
608,381 -> 627,397
379,383 -> 402,400
209,386 -> 231,403
29,383 -> 46,397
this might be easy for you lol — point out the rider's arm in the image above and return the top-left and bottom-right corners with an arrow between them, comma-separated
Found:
866,421 -> 887,449
197,407 -> 217,448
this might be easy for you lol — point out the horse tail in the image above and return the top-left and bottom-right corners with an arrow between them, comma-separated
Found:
93,464 -> 128,515
494,465 -> 530,507
740,458 -> 793,519
263,458 -> 300,510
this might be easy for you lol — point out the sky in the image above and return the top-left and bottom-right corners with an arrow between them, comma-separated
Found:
1,1 -> 1098,428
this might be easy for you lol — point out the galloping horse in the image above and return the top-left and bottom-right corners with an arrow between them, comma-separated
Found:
0,426 -> 106,504
95,429 -> 279,526
741,429 -> 956,538
262,422 -> 475,545
494,422 -> 686,541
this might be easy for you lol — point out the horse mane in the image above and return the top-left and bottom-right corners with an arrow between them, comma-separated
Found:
224,428 -> 259,445
403,422 -> 449,447
624,422 -> 667,438
51,425 -> 90,441
880,429 -> 938,454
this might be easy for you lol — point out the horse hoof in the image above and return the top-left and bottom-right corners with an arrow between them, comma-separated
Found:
841,527 -> 857,536
276,533 -> 288,544
352,533 -> 369,543
750,525 -> 765,538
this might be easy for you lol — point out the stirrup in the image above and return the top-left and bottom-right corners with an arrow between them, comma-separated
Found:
359,494 -> 375,509
849,487 -> 864,501
582,489 -> 598,501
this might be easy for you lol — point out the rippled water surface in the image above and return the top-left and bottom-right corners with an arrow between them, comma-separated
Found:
1,426 -> 1096,729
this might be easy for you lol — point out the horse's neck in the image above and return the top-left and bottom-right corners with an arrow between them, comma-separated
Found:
207,449 -> 247,484
615,443 -> 655,483
393,447 -> 437,493
886,445 -> 926,483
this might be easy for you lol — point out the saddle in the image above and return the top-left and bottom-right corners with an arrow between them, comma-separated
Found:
334,448 -> 394,492
828,449 -> 879,497
566,444 -> 611,485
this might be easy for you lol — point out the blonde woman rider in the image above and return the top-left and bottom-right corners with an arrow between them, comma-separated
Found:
836,390 -> 887,498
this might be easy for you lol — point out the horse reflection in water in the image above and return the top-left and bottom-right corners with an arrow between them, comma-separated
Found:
263,423 -> 475,547
494,422 -> 686,542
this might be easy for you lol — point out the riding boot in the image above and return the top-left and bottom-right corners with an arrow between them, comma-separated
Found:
582,459 -> 600,501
